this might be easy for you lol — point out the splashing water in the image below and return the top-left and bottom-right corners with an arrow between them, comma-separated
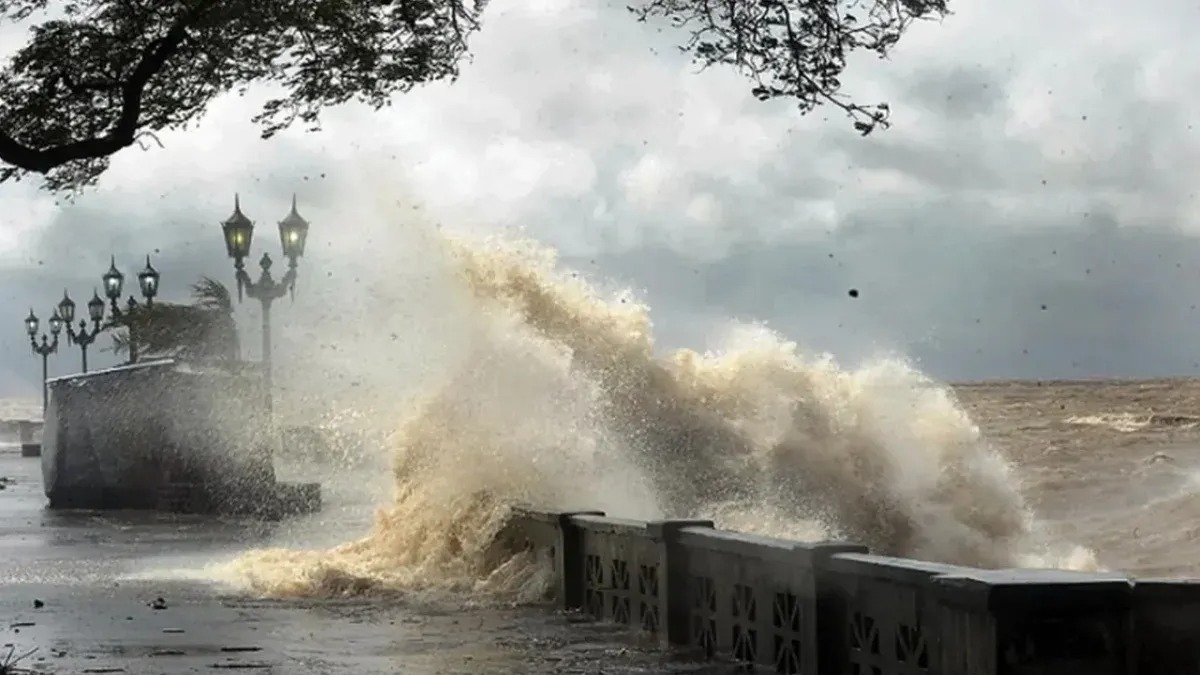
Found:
223,232 -> 1097,599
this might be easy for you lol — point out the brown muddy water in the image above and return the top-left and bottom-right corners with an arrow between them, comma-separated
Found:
955,378 -> 1200,577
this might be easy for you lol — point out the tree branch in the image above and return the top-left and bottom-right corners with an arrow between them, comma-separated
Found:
0,1 -> 210,174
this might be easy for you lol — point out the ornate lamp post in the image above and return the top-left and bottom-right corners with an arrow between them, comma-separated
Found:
101,255 -> 161,364
57,289 -> 107,373
220,194 -> 310,423
24,308 -> 63,416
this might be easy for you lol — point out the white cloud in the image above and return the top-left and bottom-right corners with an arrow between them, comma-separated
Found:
0,184 -> 54,265
684,193 -> 722,225
620,153 -> 680,210
5,0 -> 1200,391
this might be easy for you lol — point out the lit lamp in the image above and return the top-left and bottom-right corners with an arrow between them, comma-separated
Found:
102,257 -> 124,303
24,307 -> 63,416
138,256 -> 160,302
220,193 -> 310,423
58,288 -> 107,373
222,194 -> 254,302
279,195 -> 310,269
102,254 -> 161,364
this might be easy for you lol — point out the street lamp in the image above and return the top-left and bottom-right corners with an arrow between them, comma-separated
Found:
24,308 -> 63,417
102,254 -> 160,364
58,289 -> 107,373
220,194 -> 310,422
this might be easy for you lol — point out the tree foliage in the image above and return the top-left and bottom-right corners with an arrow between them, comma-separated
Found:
110,275 -> 240,362
0,0 -> 484,190
633,0 -> 947,135
0,0 -> 945,191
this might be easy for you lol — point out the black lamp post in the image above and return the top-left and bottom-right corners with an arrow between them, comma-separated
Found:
101,255 -> 160,364
57,289 -> 107,373
24,308 -> 63,417
220,194 -> 310,423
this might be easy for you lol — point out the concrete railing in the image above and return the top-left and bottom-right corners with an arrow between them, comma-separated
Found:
506,508 -> 1198,675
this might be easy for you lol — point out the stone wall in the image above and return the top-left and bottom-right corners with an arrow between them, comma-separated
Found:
507,508 -> 1199,675
42,359 -> 273,510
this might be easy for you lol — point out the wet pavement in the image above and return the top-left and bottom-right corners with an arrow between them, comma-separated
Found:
0,453 -> 724,674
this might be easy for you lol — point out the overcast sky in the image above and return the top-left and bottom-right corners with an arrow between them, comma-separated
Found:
2,0 -> 1200,400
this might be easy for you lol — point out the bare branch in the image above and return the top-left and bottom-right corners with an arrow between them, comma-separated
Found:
630,0 -> 947,134
134,129 -> 164,149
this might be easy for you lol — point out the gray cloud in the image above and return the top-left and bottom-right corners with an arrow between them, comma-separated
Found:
905,65 -> 1006,121
3,0 -> 1200,399
574,212 -> 1200,381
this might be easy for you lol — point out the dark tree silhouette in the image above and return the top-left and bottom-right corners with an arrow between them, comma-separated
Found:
0,0 -> 946,191
110,276 -> 240,363
634,0 -> 947,134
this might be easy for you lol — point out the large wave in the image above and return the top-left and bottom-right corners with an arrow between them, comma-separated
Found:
223,232 -> 1096,598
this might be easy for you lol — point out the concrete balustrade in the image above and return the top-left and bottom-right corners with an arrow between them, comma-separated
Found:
508,508 -> 1197,674
826,553 -> 974,674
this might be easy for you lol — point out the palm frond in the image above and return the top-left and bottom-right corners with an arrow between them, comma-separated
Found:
107,277 -> 240,362
191,276 -> 233,313
109,329 -> 130,355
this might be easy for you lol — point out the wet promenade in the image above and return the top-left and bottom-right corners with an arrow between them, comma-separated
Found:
0,454 -> 715,674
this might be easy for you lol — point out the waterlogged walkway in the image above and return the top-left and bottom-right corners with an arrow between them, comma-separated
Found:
0,455 -> 719,674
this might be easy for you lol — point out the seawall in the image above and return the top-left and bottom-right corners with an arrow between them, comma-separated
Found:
505,509 -> 1199,674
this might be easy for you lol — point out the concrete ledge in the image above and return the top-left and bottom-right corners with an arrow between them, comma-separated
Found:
42,360 -> 275,510
501,508 -> 607,608
1132,579 -> 1200,675
568,514 -> 663,631
507,508 -> 1183,675
823,552 -> 976,675
934,568 -> 1133,612
934,569 -> 1133,675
